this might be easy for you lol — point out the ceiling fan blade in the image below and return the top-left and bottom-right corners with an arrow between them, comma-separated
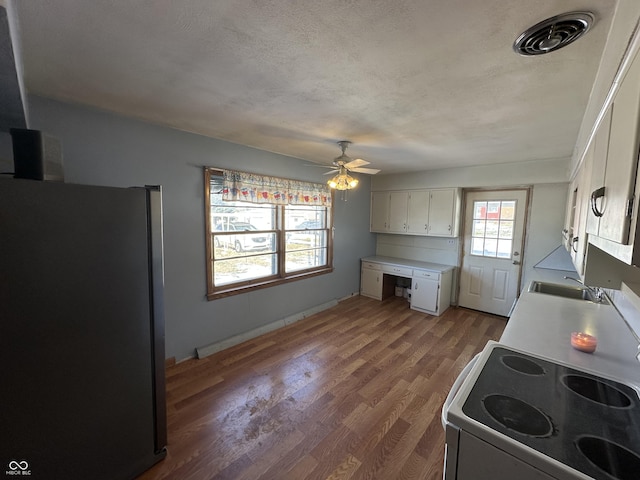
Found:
350,167 -> 381,174
344,158 -> 370,169
323,169 -> 340,175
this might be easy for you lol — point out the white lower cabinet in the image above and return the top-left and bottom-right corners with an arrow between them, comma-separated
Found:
360,263 -> 383,300
411,268 -> 452,315
411,276 -> 439,313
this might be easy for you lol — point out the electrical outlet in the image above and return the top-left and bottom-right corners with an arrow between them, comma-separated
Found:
447,239 -> 455,245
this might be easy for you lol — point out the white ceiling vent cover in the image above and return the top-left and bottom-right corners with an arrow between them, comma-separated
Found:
514,12 -> 594,56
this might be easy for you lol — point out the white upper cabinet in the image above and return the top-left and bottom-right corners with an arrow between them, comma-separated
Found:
370,191 -> 390,232
571,47 -> 640,266
585,105 -> 611,237
428,189 -> 458,236
586,49 -> 640,245
406,190 -> 430,234
370,188 -> 460,237
388,191 -> 409,233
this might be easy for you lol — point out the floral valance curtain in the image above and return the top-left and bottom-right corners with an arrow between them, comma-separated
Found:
221,170 -> 332,206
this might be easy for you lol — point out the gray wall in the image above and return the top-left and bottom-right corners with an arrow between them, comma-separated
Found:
24,95 -> 376,361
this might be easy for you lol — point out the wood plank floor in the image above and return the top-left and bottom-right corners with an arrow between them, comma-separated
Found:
138,295 -> 506,480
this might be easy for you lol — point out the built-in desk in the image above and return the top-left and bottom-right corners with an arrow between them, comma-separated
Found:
361,256 -> 454,316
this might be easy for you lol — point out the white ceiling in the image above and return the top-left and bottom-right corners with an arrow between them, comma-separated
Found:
7,0 -> 632,174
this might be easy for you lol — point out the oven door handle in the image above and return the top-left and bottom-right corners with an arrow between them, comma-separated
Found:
441,353 -> 480,430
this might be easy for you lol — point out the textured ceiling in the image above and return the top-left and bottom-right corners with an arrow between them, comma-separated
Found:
6,0 -> 630,174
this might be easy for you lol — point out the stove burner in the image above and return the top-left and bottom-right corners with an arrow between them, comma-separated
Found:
576,436 -> 640,480
500,354 -> 545,375
561,375 -> 633,408
483,394 -> 553,437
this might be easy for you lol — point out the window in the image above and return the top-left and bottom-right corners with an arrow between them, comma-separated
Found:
205,168 -> 333,299
470,200 -> 516,258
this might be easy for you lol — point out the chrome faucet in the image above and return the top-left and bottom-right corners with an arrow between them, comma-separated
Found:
564,276 -> 605,303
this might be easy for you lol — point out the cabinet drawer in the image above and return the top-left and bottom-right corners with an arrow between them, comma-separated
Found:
413,269 -> 440,281
382,265 -> 413,276
362,261 -> 382,270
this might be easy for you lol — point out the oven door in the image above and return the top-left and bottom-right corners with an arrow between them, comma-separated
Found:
454,430 -> 556,480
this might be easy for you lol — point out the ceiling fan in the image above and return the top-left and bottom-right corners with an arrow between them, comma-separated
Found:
323,140 -> 381,190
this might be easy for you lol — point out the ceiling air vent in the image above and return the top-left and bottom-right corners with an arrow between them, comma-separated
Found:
513,12 -> 594,56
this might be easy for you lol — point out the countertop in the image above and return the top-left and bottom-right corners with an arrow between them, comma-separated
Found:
501,286 -> 640,387
361,255 -> 455,273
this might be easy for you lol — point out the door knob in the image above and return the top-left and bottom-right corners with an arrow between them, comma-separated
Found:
513,260 -> 521,265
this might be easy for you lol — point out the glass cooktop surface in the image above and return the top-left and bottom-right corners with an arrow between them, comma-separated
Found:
462,347 -> 640,480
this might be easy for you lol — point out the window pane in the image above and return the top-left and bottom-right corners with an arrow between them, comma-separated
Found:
285,204 -> 329,273
474,201 -> 487,219
212,206 -> 276,231
287,230 -> 327,250
213,231 -> 274,255
487,202 -> 501,219
484,238 -> 498,257
213,254 -> 277,286
499,221 -> 514,239
485,220 -> 499,238
471,237 -> 484,255
286,247 -> 327,273
285,206 -> 326,229
501,201 -> 516,220
472,220 -> 486,237
497,239 -> 512,259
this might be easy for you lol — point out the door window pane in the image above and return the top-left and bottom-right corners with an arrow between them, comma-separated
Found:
485,220 -> 499,238
472,220 -> 486,237
471,199 -> 517,258
484,238 -> 498,256
497,239 -> 513,259
471,237 -> 485,255
501,201 -> 516,220
499,222 -> 514,239
474,201 -> 487,219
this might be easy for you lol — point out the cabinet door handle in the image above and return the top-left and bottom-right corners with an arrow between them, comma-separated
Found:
590,187 -> 605,217
572,236 -> 579,253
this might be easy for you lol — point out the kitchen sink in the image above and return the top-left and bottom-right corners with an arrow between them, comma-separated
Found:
528,281 -> 608,304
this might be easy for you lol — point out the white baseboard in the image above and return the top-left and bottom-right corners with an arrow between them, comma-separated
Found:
195,298 -> 340,359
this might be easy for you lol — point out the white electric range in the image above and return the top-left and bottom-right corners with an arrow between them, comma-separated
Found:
442,283 -> 640,480
444,341 -> 640,480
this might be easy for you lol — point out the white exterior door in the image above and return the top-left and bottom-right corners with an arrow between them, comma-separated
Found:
458,190 -> 528,316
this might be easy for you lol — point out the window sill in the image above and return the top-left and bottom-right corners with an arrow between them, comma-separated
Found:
206,266 -> 334,300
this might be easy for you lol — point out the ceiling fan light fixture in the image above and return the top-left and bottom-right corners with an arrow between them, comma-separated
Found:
324,140 -> 377,192
327,168 -> 359,190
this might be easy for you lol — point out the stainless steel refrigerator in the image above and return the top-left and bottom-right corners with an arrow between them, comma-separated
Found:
0,178 -> 167,479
